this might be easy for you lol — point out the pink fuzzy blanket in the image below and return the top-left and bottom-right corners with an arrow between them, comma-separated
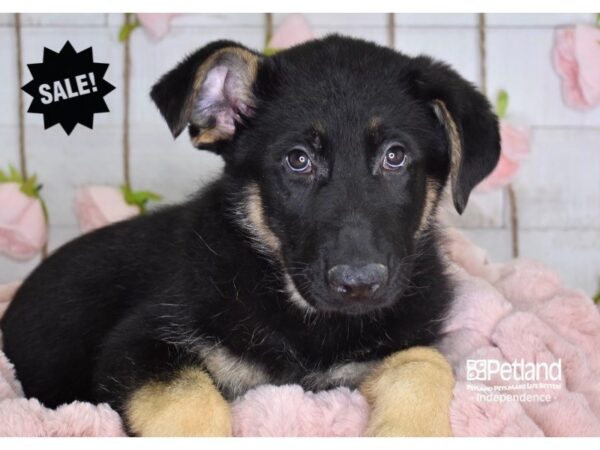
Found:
1,228 -> 599,437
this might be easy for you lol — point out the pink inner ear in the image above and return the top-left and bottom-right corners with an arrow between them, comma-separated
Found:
193,65 -> 251,138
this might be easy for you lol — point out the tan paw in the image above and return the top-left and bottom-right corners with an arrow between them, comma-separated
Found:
360,347 -> 455,437
126,368 -> 232,437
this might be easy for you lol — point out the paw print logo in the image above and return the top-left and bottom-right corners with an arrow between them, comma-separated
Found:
466,359 -> 488,381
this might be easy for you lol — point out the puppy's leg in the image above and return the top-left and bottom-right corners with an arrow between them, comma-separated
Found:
93,316 -> 232,437
359,347 -> 454,437
126,367 -> 231,437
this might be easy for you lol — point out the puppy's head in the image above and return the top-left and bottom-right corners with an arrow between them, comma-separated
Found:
151,36 -> 500,315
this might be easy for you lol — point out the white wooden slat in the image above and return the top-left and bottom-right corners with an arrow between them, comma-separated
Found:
0,22 -> 38,285
129,125 -> 224,207
106,13 -> 127,28
395,13 -> 477,27
273,13 -> 387,27
168,13 -> 264,27
20,14 -> 106,27
47,224 -> 81,254
487,28 -> 600,127
394,27 -> 480,84
0,24 -> 22,287
0,126 -> 19,173
0,28 -> 18,126
105,14 -> 125,28
0,13 -> 13,26
452,226 -> 600,296
18,27 -> 124,127
25,125 -> 124,227
311,26 -> 388,46
0,256 -> 39,284
459,228 -> 513,263
441,189 -> 506,228
519,229 -> 600,296
19,13 -> 591,30
486,13 -> 596,27
513,128 -> 600,229
106,13 -> 264,28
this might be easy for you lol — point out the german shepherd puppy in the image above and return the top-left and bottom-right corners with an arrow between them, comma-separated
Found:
1,35 -> 500,436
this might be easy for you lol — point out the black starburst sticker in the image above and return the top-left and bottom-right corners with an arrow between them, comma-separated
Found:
21,41 -> 115,135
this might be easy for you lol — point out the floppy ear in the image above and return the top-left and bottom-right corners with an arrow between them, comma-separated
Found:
410,57 -> 501,214
150,40 -> 261,151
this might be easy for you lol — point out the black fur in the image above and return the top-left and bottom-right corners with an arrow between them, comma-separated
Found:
1,35 -> 500,434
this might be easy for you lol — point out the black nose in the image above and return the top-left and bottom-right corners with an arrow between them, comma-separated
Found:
327,263 -> 389,300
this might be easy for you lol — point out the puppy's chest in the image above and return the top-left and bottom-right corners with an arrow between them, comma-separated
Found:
195,340 -> 380,401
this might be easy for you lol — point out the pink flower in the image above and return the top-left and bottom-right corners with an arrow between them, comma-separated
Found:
267,14 -> 315,50
553,24 -> 600,109
136,13 -> 178,40
477,121 -> 531,192
0,182 -> 48,260
74,186 -> 140,233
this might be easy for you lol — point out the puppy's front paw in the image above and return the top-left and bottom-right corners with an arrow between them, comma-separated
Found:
359,347 -> 454,437
126,368 -> 232,437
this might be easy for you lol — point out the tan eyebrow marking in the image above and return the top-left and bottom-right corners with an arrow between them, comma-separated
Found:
312,121 -> 325,134
311,123 -> 325,150
368,116 -> 382,130
368,116 -> 382,141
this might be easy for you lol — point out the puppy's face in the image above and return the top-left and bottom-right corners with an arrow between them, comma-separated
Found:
151,37 -> 500,315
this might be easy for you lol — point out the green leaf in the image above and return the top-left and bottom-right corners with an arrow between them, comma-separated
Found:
121,185 -> 161,213
121,184 -> 134,204
9,165 -> 22,183
118,18 -> 140,42
19,174 -> 42,198
594,291 -> 600,305
20,180 -> 33,197
496,89 -> 509,119
263,47 -> 280,56
0,165 -> 25,183
134,190 -> 162,202
596,13 -> 600,28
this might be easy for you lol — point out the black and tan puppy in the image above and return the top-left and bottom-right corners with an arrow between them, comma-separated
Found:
1,35 -> 500,436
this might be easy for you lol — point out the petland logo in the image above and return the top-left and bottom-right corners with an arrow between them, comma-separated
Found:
466,359 -> 562,382
466,359 -> 562,403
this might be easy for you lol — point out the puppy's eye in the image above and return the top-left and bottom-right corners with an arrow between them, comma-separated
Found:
382,144 -> 407,171
286,148 -> 313,174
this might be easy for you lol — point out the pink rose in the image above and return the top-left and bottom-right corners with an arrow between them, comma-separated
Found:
553,24 -> 600,109
136,13 -> 178,40
0,182 -> 48,260
74,186 -> 140,233
267,14 -> 315,50
477,121 -> 531,192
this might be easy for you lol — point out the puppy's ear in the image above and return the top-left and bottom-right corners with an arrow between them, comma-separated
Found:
150,40 -> 261,150
410,57 -> 500,214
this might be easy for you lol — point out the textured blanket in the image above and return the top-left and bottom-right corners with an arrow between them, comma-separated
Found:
1,228 -> 599,436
